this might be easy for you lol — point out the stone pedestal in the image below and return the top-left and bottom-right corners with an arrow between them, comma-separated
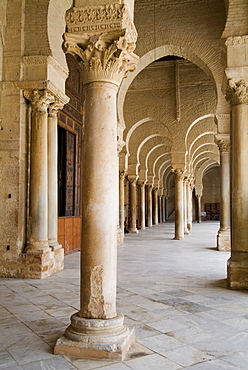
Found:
54,2 -> 138,358
173,169 -> 184,240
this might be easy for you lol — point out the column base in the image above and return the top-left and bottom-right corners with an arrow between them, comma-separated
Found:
117,227 -> 124,246
217,229 -> 230,251
184,228 -> 189,235
54,312 -> 135,360
187,223 -> 192,231
228,253 -> 248,290
21,247 -> 64,279
129,228 -> 139,233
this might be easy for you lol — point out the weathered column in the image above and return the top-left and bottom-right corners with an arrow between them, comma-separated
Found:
183,178 -> 189,235
147,185 -> 153,227
128,176 -> 139,233
173,169 -> 184,240
119,172 -> 125,235
226,77 -> 248,289
139,182 -> 146,230
215,135 -> 230,251
26,90 -> 54,252
48,100 -> 64,250
186,179 -> 193,231
55,3 -> 138,359
152,188 -> 158,225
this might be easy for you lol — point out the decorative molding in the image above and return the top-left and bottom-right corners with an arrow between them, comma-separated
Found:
172,168 -> 185,181
22,55 -> 69,80
65,4 -> 137,42
225,79 -> 248,105
64,4 -> 139,86
225,36 -> 248,46
48,99 -> 65,116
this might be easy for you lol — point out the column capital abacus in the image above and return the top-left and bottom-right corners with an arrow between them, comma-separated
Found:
225,79 -> 248,106
24,89 -> 55,113
63,4 -> 139,86
215,134 -> 230,153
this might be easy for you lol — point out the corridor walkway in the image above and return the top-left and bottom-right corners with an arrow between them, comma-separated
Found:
1,221 -> 248,369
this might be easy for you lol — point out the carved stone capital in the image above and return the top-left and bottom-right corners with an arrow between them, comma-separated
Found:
225,79 -> 248,106
172,168 -> 185,181
215,134 -> 230,153
24,90 -> 55,113
225,35 -> 248,47
48,99 -> 65,117
119,171 -> 126,181
63,4 -> 139,86
117,138 -> 125,153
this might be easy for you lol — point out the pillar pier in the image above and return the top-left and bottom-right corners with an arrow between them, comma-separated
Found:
215,135 -> 230,251
165,196 -> 169,221
225,76 -> 248,289
128,176 -> 139,233
139,182 -> 146,230
162,195 -> 166,222
183,179 -> 189,235
173,169 -> 184,240
54,3 -> 138,358
158,194 -> 163,223
147,185 -> 153,227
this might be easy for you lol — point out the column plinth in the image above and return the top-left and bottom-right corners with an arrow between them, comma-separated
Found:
55,2 -> 138,358
55,312 -> 135,360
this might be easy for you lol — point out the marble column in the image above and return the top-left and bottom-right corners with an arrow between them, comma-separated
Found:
153,188 -> 158,225
183,179 -> 189,235
215,135 -> 230,251
162,195 -> 166,222
129,177 -> 139,233
196,194 -> 202,223
147,185 -> 153,227
159,194 -> 163,223
226,78 -> 248,289
54,3 -> 138,359
48,100 -> 64,250
186,180 -> 193,231
139,182 -> 146,230
119,172 -> 125,235
26,90 -> 54,252
173,169 -> 184,240
165,196 -> 169,221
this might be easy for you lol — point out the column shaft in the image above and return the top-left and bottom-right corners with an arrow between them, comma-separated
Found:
153,189 -> 158,225
174,171 -> 184,240
119,173 -> 125,234
184,180 -> 189,235
140,183 -> 146,230
80,82 -> 118,319
197,196 -> 202,223
129,179 -> 138,233
187,183 -> 193,231
147,186 -> 153,227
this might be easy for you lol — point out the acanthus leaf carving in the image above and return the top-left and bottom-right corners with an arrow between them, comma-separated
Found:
225,79 -> 248,106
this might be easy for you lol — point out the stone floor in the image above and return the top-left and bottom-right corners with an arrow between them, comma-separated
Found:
1,221 -> 248,369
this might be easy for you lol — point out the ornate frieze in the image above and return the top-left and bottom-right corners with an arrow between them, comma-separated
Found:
64,4 -> 139,85
225,35 -> 248,46
225,79 -> 248,106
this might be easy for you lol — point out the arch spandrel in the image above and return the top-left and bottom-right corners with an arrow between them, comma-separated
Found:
188,132 -> 216,159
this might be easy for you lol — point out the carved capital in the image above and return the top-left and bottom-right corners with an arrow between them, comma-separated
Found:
48,99 -> 65,117
24,90 -> 55,113
128,175 -> 138,184
117,138 -> 125,153
64,4 -> 139,86
119,171 -> 126,181
172,168 -> 185,181
225,79 -> 248,106
215,134 -> 230,153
